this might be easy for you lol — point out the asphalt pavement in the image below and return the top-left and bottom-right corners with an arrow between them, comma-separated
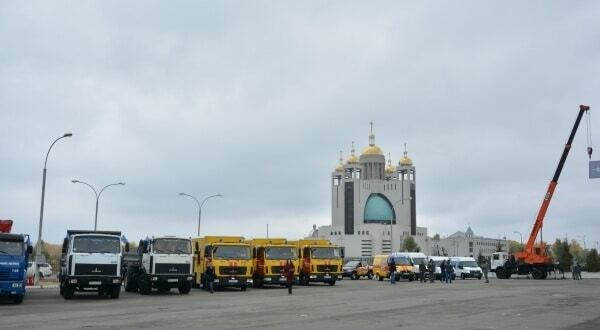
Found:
1,277 -> 598,330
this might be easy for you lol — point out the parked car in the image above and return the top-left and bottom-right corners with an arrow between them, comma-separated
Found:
450,257 -> 483,280
27,262 -> 53,278
342,260 -> 373,280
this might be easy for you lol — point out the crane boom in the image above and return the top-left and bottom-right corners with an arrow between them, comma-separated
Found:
524,105 -> 590,254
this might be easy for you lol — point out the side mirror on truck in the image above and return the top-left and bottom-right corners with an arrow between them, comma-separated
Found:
27,245 -> 33,255
125,243 -> 130,252
62,237 -> 68,253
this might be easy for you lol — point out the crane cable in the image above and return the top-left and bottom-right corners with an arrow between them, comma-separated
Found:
586,110 -> 593,159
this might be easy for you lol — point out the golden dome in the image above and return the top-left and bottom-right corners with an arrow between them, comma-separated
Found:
335,163 -> 344,172
361,145 -> 384,156
399,156 -> 413,166
346,154 -> 360,164
385,164 -> 395,173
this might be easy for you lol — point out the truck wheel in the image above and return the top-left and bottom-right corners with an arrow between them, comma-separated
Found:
241,286 -> 247,291
178,282 -> 191,294
63,286 -> 75,300
532,268 -> 546,280
138,278 -> 151,295
124,272 -> 138,292
408,275 -> 414,282
461,274 -> 466,280
13,296 -> 24,304
328,280 -> 336,286
378,274 -> 383,281
351,272 -> 358,280
495,267 -> 506,279
110,285 -> 121,299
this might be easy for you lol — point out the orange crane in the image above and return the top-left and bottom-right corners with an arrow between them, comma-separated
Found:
496,105 -> 592,280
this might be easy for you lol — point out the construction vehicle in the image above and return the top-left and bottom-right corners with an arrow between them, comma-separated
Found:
122,236 -> 193,295
496,105 -> 592,280
0,220 -> 33,304
59,230 -> 126,299
192,236 -> 253,291
294,239 -> 344,286
249,238 -> 298,287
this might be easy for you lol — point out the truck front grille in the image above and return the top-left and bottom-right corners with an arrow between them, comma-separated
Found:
74,264 -> 117,276
218,266 -> 247,276
155,263 -> 191,274
0,269 -> 12,280
270,266 -> 283,274
316,265 -> 338,273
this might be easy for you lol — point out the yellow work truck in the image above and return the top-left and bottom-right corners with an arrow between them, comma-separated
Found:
192,236 -> 253,291
293,239 -> 344,286
249,238 -> 298,287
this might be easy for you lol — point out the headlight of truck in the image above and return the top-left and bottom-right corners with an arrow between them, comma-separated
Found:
112,279 -> 121,284
187,276 -> 193,281
12,283 -> 23,288
70,279 -> 78,284
151,277 -> 158,281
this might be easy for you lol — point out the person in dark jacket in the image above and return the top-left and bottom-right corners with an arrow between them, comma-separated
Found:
388,257 -> 397,284
481,259 -> 490,283
419,261 -> 427,283
440,260 -> 446,284
445,260 -> 454,284
428,259 -> 435,283
283,259 -> 295,294
205,257 -> 216,293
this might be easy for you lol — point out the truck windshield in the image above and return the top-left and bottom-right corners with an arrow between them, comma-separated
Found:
213,245 -> 251,260
461,261 -> 479,267
265,247 -> 296,260
73,235 -> 120,253
311,247 -> 341,259
153,238 -> 191,254
0,240 -> 22,255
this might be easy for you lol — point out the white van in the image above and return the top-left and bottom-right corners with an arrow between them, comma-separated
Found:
426,256 -> 448,280
450,257 -> 483,280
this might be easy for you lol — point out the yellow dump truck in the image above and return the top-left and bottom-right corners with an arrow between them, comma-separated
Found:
192,236 -> 253,291
293,239 -> 344,286
249,238 -> 298,288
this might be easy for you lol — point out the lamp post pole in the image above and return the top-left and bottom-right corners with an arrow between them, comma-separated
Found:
179,193 -> 223,236
72,180 -> 125,230
35,133 -> 72,285
513,230 -> 523,251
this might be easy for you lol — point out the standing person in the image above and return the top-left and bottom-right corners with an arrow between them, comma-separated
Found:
428,259 -> 435,283
388,257 -> 396,285
440,260 -> 446,284
205,257 -> 216,293
481,259 -> 490,283
419,261 -> 427,283
445,260 -> 454,284
283,258 -> 295,294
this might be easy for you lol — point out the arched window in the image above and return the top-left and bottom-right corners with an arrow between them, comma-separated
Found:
363,193 -> 396,224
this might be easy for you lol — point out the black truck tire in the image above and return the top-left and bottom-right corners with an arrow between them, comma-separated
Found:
110,285 -> 121,299
328,280 -> 336,286
178,281 -> 191,294
138,277 -> 151,295
241,286 -> 247,291
124,272 -> 138,292
63,286 -> 75,300
13,296 -> 24,304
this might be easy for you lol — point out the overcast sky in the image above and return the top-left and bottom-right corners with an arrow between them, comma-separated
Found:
1,1 -> 599,248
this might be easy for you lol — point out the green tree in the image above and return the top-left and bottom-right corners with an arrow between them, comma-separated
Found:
554,240 -> 574,272
432,233 -> 440,241
508,240 -> 523,253
585,249 -> 600,272
401,236 -> 420,252
569,239 -> 585,264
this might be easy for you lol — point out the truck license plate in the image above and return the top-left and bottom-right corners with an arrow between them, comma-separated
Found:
229,279 -> 238,283
324,275 -> 331,279
89,281 -> 101,285
167,279 -> 178,283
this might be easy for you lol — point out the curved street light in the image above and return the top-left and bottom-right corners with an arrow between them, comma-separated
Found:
35,133 -> 72,285
179,193 -> 223,236
72,180 -> 125,230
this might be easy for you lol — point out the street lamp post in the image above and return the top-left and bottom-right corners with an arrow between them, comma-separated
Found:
35,133 -> 72,285
72,180 -> 125,230
179,193 -> 223,236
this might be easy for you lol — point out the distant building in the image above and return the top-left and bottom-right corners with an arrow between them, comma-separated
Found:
433,226 -> 507,258
318,123 -> 428,258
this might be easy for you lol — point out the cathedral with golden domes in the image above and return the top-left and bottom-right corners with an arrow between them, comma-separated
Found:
317,122 -> 429,258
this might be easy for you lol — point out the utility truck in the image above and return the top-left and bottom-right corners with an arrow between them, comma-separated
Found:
192,236 -> 253,291
0,220 -> 33,304
294,239 -> 343,286
249,238 -> 298,287
59,230 -> 125,299
122,236 -> 193,294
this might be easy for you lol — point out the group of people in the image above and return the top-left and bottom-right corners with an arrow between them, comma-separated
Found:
415,259 -> 490,284
572,264 -> 583,280
203,258 -> 296,294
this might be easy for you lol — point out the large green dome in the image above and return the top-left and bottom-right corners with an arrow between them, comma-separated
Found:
364,194 -> 396,223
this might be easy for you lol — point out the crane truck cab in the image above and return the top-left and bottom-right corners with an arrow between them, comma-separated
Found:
0,220 -> 33,304
59,230 -> 125,299
450,257 -> 483,280
490,252 -> 508,274
294,239 -> 343,286
122,236 -> 193,295
249,238 -> 298,288
192,236 -> 253,291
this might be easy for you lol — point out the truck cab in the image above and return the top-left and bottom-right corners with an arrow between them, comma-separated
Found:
122,236 -> 193,294
193,236 -> 253,291
450,257 -> 483,280
59,230 -> 125,299
490,252 -> 508,273
0,220 -> 32,304
249,238 -> 298,287
294,239 -> 343,286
